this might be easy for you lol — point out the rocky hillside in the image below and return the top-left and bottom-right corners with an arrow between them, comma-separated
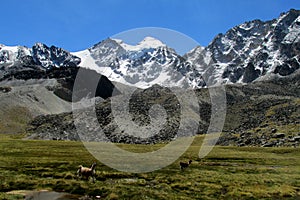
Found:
218,71 -> 300,147
27,84 -> 195,143
0,64 -> 118,135
26,71 -> 299,146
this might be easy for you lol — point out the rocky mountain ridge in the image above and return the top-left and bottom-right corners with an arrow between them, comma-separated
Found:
1,9 -> 299,89
185,9 -> 300,86
73,37 -> 203,89
0,43 -> 80,69
0,43 -> 81,86
73,9 -> 300,88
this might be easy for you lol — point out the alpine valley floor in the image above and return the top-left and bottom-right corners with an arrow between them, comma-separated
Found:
0,135 -> 299,200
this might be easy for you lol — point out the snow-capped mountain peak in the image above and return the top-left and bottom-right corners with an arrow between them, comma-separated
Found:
74,36 -> 200,88
0,43 -> 81,80
111,36 -> 166,52
0,45 -> 31,65
137,36 -> 166,48
184,9 -> 300,86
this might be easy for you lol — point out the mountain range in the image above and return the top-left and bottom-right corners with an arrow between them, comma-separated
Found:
1,9 -> 299,89
0,9 -> 299,146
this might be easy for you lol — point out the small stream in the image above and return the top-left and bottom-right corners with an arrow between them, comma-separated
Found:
8,190 -> 98,200
25,191 -> 84,200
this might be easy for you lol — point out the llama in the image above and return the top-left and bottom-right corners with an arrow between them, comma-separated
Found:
77,162 -> 97,182
180,160 -> 192,170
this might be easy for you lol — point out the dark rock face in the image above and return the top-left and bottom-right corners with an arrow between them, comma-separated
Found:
274,62 -> 299,76
242,63 -> 260,83
49,67 -> 119,102
0,65 -> 118,102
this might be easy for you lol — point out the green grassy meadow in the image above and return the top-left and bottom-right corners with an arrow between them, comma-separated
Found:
0,135 -> 299,199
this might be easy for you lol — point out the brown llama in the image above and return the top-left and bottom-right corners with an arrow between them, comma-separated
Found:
77,162 -> 97,182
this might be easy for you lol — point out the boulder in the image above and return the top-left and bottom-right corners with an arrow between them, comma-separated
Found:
262,141 -> 276,147
273,132 -> 285,138
293,136 -> 300,142
271,128 -> 277,133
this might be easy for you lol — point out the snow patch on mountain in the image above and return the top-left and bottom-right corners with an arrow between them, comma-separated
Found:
283,16 -> 300,44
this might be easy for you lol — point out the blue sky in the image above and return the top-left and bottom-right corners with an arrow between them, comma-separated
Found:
1,0 -> 299,54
